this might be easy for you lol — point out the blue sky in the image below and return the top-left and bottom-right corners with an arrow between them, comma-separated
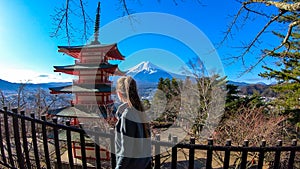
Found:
0,0 -> 279,84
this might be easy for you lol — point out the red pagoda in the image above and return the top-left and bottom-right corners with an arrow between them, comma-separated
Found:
49,2 -> 125,123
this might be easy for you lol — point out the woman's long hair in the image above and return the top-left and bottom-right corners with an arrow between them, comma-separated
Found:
117,76 -> 144,111
116,76 -> 150,138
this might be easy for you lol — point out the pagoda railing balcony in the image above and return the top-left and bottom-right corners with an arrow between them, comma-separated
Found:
81,59 -> 107,64
75,59 -> 106,64
73,100 -> 114,105
73,79 -> 112,85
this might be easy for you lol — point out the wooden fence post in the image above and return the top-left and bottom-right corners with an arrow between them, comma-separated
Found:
154,134 -> 161,169
3,107 -> 14,167
206,138 -> 213,169
20,111 -> 31,169
94,126 -> 101,169
0,112 -> 6,165
273,140 -> 282,169
110,128 -> 116,169
41,115 -> 51,169
240,140 -> 249,169
257,140 -> 266,169
31,113 -> 41,169
223,139 -> 231,169
52,117 -> 62,169
79,123 -> 87,169
65,120 -> 74,169
171,136 -> 178,169
12,108 -> 24,168
288,139 -> 297,169
189,137 -> 195,169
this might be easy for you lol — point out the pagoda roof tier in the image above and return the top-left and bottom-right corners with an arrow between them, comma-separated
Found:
54,63 -> 125,76
49,84 -> 115,94
58,43 -> 124,60
54,63 -> 117,71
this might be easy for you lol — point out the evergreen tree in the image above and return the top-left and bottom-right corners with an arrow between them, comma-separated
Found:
226,84 -> 239,101
143,99 -> 151,110
223,84 -> 241,120
259,2 -> 300,128
152,77 -> 181,122
171,78 -> 180,96
157,77 -> 164,91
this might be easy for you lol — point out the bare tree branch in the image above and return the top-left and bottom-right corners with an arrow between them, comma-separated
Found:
51,0 -> 93,43
245,1 -> 300,12
221,0 -> 300,74
283,20 -> 300,44
51,7 -> 67,38
239,11 -> 285,64
65,0 -> 70,44
239,13 -> 300,76
121,0 -> 131,15
51,0 -> 205,43
79,0 -> 88,41
218,6 -> 244,48
243,4 -> 272,18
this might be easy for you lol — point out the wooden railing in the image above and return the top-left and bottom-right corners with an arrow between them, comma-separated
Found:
0,107 -> 299,169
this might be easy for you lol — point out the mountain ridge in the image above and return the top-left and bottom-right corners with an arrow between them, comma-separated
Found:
0,79 -> 71,93
0,62 -> 272,96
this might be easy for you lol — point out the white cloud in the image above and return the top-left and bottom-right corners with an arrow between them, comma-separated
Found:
0,68 -> 73,84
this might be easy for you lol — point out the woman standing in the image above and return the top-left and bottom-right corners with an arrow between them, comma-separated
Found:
115,76 -> 152,169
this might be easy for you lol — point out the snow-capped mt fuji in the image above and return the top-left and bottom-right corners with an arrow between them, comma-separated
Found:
126,61 -> 162,74
125,61 -> 184,84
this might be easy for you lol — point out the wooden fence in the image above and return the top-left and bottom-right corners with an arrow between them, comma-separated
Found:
0,107 -> 299,169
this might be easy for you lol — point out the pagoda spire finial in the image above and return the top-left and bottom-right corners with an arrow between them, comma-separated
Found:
91,2 -> 101,45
